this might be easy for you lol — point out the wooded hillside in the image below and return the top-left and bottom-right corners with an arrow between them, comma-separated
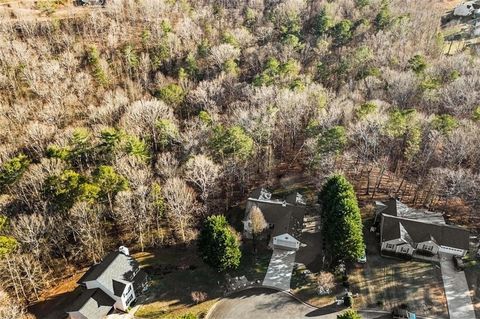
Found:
0,0 -> 479,314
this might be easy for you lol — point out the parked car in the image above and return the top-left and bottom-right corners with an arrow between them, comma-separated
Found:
392,307 -> 416,319
453,255 -> 465,271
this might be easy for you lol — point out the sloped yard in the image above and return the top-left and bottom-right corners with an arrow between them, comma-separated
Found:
134,247 -> 224,319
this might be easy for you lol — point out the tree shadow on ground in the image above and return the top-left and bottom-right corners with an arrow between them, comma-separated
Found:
28,286 -> 83,319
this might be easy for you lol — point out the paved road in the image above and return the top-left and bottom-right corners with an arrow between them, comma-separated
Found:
208,288 -> 337,319
207,288 -> 398,319
263,248 -> 296,290
207,288 -> 404,319
439,254 -> 476,319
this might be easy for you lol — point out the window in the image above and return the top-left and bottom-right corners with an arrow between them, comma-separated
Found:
124,284 -> 132,297
126,293 -> 134,305
386,243 -> 395,249
423,245 -> 433,251
400,246 -> 410,253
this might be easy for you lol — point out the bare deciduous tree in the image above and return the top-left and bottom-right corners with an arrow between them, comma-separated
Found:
249,205 -> 267,237
184,155 -> 220,204
163,177 -> 200,243
68,202 -> 106,264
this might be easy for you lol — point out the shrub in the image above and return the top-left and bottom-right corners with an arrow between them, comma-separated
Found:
331,20 -> 353,46
191,291 -> 208,304
0,154 -> 30,190
374,3 -> 391,30
337,309 -> 360,319
315,8 -> 333,36
472,107 -> 480,121
355,102 -> 377,119
431,114 -> 458,135
408,54 -> 427,74
343,295 -> 354,308
87,46 -> 109,86
156,84 -> 185,106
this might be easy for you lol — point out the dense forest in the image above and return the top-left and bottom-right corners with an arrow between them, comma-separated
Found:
0,0 -> 479,316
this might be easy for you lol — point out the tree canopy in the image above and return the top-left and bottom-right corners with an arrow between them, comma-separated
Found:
198,215 -> 241,272
319,174 -> 365,261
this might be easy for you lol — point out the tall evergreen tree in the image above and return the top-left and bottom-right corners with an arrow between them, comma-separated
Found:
337,309 -> 361,319
198,215 -> 241,272
319,174 -> 365,262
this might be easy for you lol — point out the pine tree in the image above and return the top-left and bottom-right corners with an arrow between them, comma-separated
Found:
337,309 -> 361,319
198,215 -> 241,272
319,174 -> 365,262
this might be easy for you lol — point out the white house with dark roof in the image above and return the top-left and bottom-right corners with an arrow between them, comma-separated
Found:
66,247 -> 148,319
376,199 -> 470,259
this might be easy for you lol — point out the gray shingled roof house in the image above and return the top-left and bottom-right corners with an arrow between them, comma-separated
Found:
66,247 -> 148,319
376,199 -> 469,259
243,188 -> 306,250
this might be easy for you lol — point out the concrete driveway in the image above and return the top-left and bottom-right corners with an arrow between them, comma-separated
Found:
263,248 -> 296,290
440,254 -> 476,319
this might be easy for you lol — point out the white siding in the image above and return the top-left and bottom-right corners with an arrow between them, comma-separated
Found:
395,244 -> 414,255
416,241 -> 439,254
439,246 -> 466,256
381,238 -> 405,252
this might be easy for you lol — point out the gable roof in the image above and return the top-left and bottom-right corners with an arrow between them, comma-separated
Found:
380,199 -> 445,224
78,251 -> 140,297
273,233 -> 300,244
399,222 -> 414,245
66,288 -> 114,318
245,190 -> 306,239
381,214 -> 469,250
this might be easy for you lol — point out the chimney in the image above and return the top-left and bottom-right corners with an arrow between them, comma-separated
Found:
119,246 -> 129,256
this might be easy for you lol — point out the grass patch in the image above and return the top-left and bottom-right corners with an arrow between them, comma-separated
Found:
230,242 -> 272,282
135,247 -> 224,319
135,242 -> 272,319
136,298 -> 218,319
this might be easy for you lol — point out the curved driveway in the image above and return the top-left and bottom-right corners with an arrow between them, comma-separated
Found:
208,288 -> 330,319
207,288 -> 426,319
